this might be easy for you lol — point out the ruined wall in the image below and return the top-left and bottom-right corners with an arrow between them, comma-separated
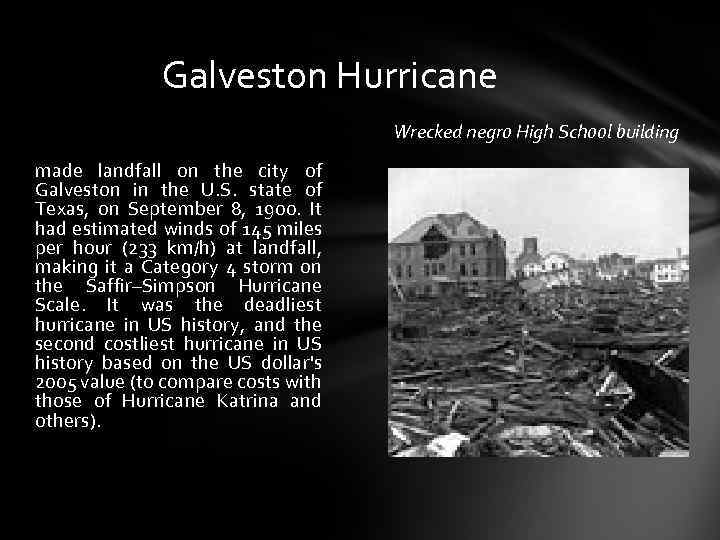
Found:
389,235 -> 507,296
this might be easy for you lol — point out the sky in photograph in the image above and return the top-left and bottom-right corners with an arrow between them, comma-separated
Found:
388,168 -> 689,261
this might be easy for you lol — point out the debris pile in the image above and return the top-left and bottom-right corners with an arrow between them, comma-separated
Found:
388,282 -> 689,457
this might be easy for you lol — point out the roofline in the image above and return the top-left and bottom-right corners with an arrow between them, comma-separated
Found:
389,212 -> 503,244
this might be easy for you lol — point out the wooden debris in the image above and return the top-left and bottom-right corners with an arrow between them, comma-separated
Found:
389,281 -> 689,457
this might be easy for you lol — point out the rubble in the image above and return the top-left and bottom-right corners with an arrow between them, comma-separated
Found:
389,281 -> 689,457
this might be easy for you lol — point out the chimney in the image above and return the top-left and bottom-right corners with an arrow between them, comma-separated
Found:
676,247 -> 682,259
523,237 -> 538,255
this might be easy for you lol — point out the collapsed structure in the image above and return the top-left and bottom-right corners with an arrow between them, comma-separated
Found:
388,212 -> 507,298
389,244 -> 690,458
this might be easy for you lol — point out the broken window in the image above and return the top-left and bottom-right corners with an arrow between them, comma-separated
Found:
421,225 -> 450,259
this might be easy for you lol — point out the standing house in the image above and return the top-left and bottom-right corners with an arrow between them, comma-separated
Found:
516,237 -> 543,278
388,212 -> 507,297
515,239 -> 571,281
540,252 -> 571,287
520,257 -> 544,277
653,258 -> 682,284
680,254 -> 689,282
650,249 -> 687,285
542,252 -> 571,274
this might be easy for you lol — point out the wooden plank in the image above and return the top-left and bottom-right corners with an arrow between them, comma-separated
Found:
391,379 -> 545,393
528,337 -> 572,359
388,421 -> 437,438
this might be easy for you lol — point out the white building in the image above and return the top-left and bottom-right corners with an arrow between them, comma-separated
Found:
653,258 -> 682,284
680,255 -> 689,282
518,251 -> 572,279
521,257 -> 544,277
542,252 -> 570,274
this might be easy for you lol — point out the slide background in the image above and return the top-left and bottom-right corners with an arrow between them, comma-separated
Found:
25,14 -> 719,538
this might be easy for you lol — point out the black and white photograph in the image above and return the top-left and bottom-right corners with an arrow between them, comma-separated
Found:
388,168 -> 689,457
24,15 -> 720,540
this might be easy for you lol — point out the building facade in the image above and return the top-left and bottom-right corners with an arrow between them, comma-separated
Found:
680,255 -> 690,282
635,262 -> 654,282
543,252 -> 571,274
569,260 -> 597,284
515,237 -> 543,278
388,212 -> 507,297
597,253 -> 636,280
515,238 -> 572,281
635,249 -> 688,286
653,259 -> 683,284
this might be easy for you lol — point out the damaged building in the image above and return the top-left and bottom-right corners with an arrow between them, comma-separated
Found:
389,212 -> 507,297
387,169 -> 688,458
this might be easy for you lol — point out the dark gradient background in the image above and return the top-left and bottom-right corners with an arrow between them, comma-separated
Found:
25,15 -> 719,538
